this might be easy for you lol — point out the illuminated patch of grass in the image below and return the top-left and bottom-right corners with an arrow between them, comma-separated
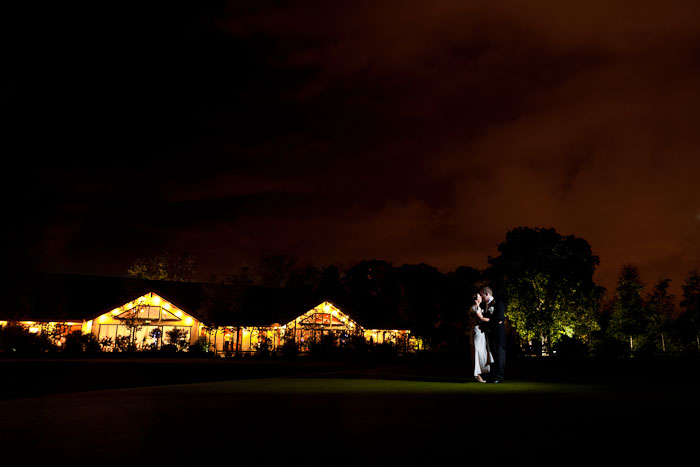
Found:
158,377 -> 605,397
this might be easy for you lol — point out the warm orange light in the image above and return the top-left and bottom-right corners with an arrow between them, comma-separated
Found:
184,317 -> 193,325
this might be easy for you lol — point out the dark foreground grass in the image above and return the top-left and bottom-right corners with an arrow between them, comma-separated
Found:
1,356 -> 698,466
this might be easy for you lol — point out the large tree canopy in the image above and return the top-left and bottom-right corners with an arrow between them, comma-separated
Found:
486,227 -> 603,350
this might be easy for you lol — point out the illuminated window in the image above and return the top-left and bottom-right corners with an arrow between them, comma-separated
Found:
160,310 -> 182,321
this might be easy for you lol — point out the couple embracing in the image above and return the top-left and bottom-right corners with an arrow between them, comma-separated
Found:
469,286 -> 506,383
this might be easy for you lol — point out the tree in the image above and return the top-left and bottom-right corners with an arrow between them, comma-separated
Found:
286,265 -> 322,291
223,265 -> 254,318
116,306 -> 144,351
316,265 -> 345,301
252,253 -> 297,288
643,278 -> 676,354
343,260 -> 402,329
198,282 -> 243,355
395,263 -> 448,349
486,227 -> 603,355
679,270 -> 700,351
127,249 -> 197,281
606,264 -> 647,354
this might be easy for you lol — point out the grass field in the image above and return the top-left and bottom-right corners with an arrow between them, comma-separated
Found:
1,356 -> 698,466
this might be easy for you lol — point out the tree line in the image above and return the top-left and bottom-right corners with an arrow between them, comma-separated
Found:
3,227 -> 699,358
127,228 -> 700,358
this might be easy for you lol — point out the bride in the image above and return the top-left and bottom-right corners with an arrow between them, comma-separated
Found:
470,293 -> 493,383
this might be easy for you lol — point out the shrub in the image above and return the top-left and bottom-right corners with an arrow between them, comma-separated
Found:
309,334 -> 340,359
63,330 -> 101,353
188,336 -> 210,353
0,324 -> 48,353
280,338 -> 298,359
370,342 -> 398,360
166,328 -> 189,351
115,335 -> 136,352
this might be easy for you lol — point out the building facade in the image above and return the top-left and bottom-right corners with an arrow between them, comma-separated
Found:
210,301 -> 419,355
2,285 -> 420,354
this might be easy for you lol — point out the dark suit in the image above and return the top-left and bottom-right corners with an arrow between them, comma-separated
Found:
485,298 -> 506,382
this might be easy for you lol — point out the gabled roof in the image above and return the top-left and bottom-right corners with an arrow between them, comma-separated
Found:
96,291 -> 200,326
286,301 -> 362,329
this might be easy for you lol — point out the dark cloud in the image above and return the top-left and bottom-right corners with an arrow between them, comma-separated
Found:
4,0 -> 700,296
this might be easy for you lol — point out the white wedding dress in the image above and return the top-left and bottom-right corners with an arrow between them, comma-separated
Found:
470,305 -> 494,377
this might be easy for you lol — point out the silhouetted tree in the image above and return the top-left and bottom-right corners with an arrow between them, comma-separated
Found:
316,265 -> 345,302
226,265 -> 254,289
287,265 -> 322,291
343,260 -> 402,329
607,264 -> 647,354
127,249 -> 197,281
395,263 -> 446,348
486,227 -> 603,355
222,265 -> 255,326
199,282 -> 243,353
679,270 -> 700,351
643,278 -> 677,354
252,254 -> 298,288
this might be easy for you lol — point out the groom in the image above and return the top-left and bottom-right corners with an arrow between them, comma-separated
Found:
480,287 -> 506,383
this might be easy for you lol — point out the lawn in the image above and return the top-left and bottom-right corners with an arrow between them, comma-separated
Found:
1,357 -> 697,466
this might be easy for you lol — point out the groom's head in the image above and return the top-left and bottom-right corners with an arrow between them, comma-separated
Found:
480,286 -> 493,302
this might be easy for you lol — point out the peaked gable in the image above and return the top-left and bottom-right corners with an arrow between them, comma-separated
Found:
94,292 -> 197,327
285,301 -> 361,330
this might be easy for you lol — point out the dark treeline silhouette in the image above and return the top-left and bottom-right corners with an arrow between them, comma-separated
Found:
126,242 -> 700,359
2,228 -> 700,359
595,265 -> 700,358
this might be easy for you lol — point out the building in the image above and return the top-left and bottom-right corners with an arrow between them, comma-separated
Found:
1,274 -> 420,354
212,300 -> 417,355
1,274 -> 208,351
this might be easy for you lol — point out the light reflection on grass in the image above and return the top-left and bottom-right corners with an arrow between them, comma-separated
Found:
157,377 -> 605,397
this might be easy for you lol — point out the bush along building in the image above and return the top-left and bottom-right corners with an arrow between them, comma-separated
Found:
1,274 -> 421,355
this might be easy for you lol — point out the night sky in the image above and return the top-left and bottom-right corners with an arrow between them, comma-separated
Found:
4,1 -> 700,297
